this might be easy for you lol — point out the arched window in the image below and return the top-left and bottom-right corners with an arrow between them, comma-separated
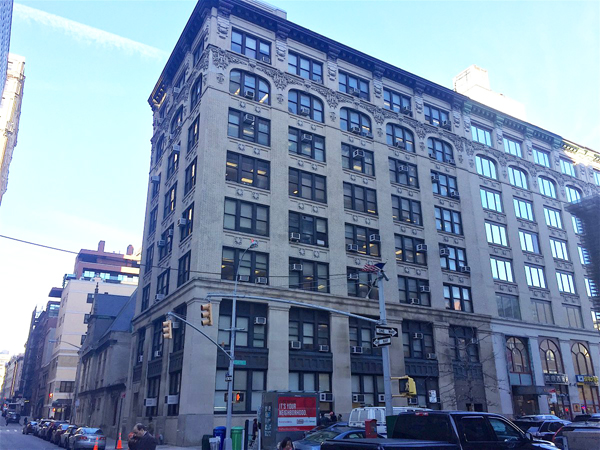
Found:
538,176 -> 557,198
476,155 -> 497,179
340,108 -> 371,137
571,342 -> 600,413
539,339 -> 564,374
428,138 -> 454,164
508,166 -> 528,189
506,337 -> 531,374
386,124 -> 414,152
566,185 -> 582,203
155,136 -> 165,162
229,69 -> 270,104
288,90 -> 323,123
190,76 -> 202,108
170,106 -> 184,134
572,342 -> 594,375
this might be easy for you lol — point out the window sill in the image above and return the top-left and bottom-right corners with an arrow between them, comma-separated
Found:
230,92 -> 272,109
342,167 -> 375,180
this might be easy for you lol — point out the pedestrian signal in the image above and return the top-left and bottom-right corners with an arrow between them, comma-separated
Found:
396,376 -> 417,397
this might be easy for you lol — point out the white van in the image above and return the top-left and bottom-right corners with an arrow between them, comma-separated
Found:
348,406 -> 431,436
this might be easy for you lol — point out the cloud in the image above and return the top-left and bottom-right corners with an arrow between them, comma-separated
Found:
14,3 -> 168,60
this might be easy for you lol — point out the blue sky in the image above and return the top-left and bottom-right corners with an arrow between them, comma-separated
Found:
0,0 -> 598,354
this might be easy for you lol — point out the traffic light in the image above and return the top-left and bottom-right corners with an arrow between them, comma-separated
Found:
397,376 -> 417,397
224,391 -> 245,403
162,320 -> 173,339
201,303 -> 213,326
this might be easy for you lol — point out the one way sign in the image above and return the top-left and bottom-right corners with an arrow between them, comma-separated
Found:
372,336 -> 392,348
375,326 -> 399,338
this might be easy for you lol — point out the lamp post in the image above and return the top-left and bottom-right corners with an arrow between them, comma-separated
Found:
224,240 -> 257,450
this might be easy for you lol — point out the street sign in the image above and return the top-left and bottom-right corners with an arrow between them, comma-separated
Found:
234,360 -> 247,366
375,326 -> 399,337
372,337 -> 392,348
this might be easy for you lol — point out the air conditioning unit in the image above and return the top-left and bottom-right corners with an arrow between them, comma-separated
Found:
316,239 -> 326,247
144,398 -> 157,407
173,87 -> 182,94
460,266 -> 471,273
167,228 -> 174,237
319,345 -> 330,352
299,107 -> 311,116
154,350 -> 162,358
166,394 -> 180,405
155,294 -> 165,302
150,175 -> 161,183
361,131 -> 374,139
351,346 -> 363,354
313,76 -> 323,83
260,55 -> 271,63
413,332 -> 424,339
431,174 -> 439,182
349,87 -> 360,97
416,244 -> 428,252
348,273 -> 359,281
177,218 -> 188,227
409,298 -> 420,305
320,393 -> 334,402
347,244 -> 359,252
301,133 -> 313,142
378,394 -> 386,403
401,106 -> 412,116
137,355 -> 143,363
419,286 -> 430,293
439,248 -> 450,257
450,190 -> 460,199
441,121 -> 451,129
447,158 -> 456,165
243,114 -> 255,124
393,141 -> 406,149
290,340 -> 302,350
244,90 -> 255,99
352,394 -> 365,403
254,317 -> 267,325
237,275 -> 250,282
172,144 -> 181,153
289,232 -> 301,242
353,149 -> 365,159
397,165 -> 409,172
290,264 -> 303,272
255,277 -> 268,285
350,126 -> 361,134
426,353 -> 437,360
408,398 -> 418,405
369,234 -> 381,243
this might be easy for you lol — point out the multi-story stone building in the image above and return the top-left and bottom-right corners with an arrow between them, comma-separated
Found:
0,0 -> 13,96
126,0 -> 600,445
0,353 -> 23,402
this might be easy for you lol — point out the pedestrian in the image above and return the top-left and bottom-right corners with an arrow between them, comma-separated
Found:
329,411 -> 337,423
337,413 -> 342,422
130,423 -> 157,450
251,418 -> 258,445
279,437 -> 293,450
321,411 -> 331,426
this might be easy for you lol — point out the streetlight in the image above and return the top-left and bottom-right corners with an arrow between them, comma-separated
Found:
224,240 -> 258,450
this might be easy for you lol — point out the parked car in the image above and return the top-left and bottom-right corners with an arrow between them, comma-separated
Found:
22,420 -> 37,434
60,425 -> 79,448
513,418 -> 570,441
45,420 -> 68,440
294,426 -> 383,450
68,427 -> 106,450
348,407 -> 431,436
553,422 -> 600,449
303,421 -> 348,437
53,423 -> 72,444
5,411 -> 20,424
572,413 -> 600,422
38,419 -> 53,439
35,419 -> 51,436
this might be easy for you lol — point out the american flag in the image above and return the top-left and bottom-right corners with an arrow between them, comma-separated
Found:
361,262 -> 386,273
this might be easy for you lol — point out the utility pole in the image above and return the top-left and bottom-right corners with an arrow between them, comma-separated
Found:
376,268 -> 394,418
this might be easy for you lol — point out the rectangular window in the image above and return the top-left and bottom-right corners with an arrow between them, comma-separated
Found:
231,29 -> 271,62
594,170 -> 600,186
550,239 -> 569,260
532,299 -> 554,324
533,147 -> 551,167
485,222 -> 508,246
158,223 -> 174,260
149,207 -> 158,235
346,224 -> 381,257
480,188 -> 503,212
424,104 -> 450,128
585,278 -> 598,297
525,265 -> 546,288
157,269 -> 170,296
180,203 -> 194,241
172,303 -> 187,353
560,158 -> 576,177
395,235 -> 426,265
343,182 -> 377,214
223,198 -> 269,236
572,215 -> 584,234
398,276 -> 430,306
289,212 -> 328,247
383,88 -> 411,113
565,305 -> 583,328
435,207 -> 463,235
151,173 -> 161,199
496,294 -> 521,320
440,245 -> 467,272
288,51 -> 322,82
193,40 -> 204,65
431,171 -> 458,198
449,326 -> 479,362
289,168 -> 327,203
177,251 -> 191,287
389,158 -> 419,187
59,381 -> 74,393
579,246 -> 591,265
342,144 -> 374,176
289,307 -> 330,350
141,285 -> 151,312
187,116 -> 199,151
145,244 -> 154,275
163,183 -> 177,219
503,136 -> 522,157
444,284 -> 473,312
556,272 -> 576,294
214,369 -> 266,414
136,328 -> 145,363
217,300 -> 267,349
167,371 -> 182,416
391,195 -> 422,225
221,247 -> 268,284
184,159 -> 197,195
228,109 -> 270,146
490,258 -> 514,282
339,71 -> 369,100
471,124 -> 492,146
288,128 -> 325,162
151,319 -> 164,359
289,258 -> 329,293
514,198 -> 534,221
519,230 -> 541,254
544,207 -> 563,229
402,321 -> 435,360
349,319 -> 380,356
226,151 -> 270,190
167,148 -> 180,179
347,267 -> 378,299
146,376 -> 161,417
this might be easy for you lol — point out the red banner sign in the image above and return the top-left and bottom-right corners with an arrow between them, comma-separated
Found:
277,396 -> 317,432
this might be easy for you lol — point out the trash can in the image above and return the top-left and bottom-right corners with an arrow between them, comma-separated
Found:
231,426 -> 244,450
202,434 -> 213,450
214,426 -> 227,450
209,437 -> 221,450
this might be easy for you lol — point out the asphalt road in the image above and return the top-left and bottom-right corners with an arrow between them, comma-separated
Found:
0,422 -> 58,449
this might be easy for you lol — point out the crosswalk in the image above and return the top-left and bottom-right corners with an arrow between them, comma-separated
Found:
0,429 -> 20,432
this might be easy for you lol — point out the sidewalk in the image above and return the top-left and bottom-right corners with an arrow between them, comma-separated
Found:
105,436 -> 203,450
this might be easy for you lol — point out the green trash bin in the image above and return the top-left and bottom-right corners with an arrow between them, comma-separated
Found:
231,426 -> 244,450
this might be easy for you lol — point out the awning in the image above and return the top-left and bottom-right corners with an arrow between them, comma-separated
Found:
51,399 -> 72,407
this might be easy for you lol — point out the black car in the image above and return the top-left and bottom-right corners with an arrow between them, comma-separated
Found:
5,411 -> 20,424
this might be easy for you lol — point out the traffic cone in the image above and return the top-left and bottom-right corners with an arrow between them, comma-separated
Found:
116,432 -> 123,449
93,436 -> 99,450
